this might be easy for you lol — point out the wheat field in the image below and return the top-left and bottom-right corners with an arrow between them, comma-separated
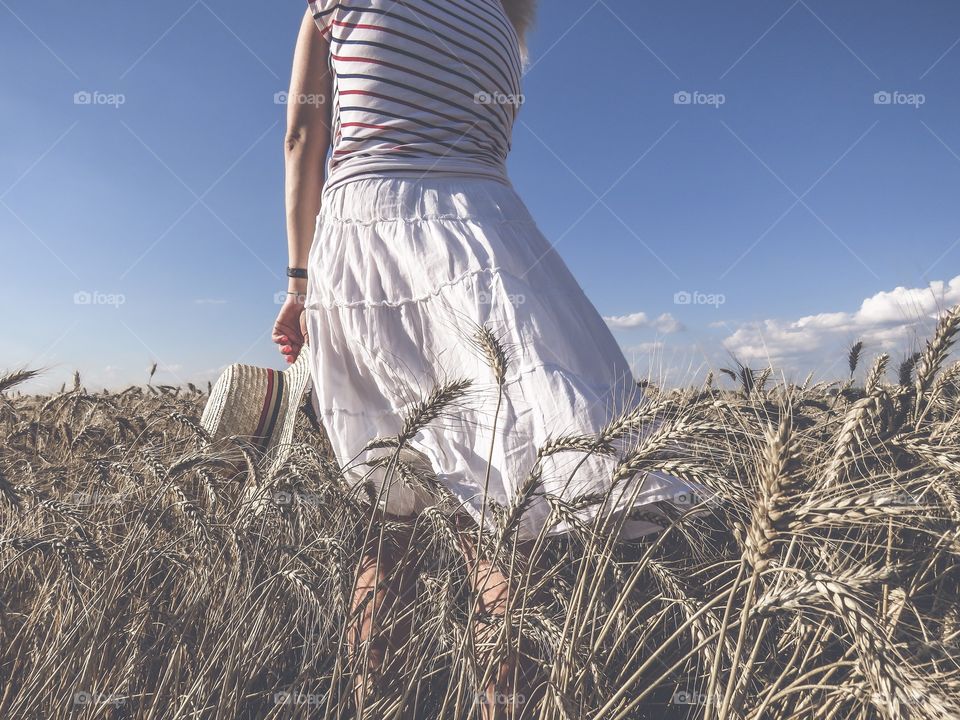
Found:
2,309 -> 960,719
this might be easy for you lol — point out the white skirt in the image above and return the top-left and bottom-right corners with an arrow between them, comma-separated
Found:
304,175 -> 692,540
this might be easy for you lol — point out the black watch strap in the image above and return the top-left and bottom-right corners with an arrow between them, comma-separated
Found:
287,266 -> 308,279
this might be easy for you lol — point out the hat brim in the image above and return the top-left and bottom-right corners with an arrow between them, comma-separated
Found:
200,353 -> 313,475
265,353 -> 313,474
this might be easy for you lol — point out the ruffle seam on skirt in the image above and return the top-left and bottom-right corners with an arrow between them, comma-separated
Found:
317,212 -> 535,227
308,265 -> 537,310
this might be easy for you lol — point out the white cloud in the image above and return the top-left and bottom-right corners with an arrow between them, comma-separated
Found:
654,313 -> 685,334
604,312 -> 649,328
722,275 -> 960,369
604,311 -> 685,333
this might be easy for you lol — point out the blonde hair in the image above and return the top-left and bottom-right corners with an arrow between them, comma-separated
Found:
500,0 -> 537,64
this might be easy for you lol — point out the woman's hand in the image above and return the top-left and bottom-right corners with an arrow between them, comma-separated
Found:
272,293 -> 309,364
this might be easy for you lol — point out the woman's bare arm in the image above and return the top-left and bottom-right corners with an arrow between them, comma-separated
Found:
285,10 -> 332,279
274,10 -> 332,362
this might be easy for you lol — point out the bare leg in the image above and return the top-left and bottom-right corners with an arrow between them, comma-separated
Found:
347,517 -> 419,716
457,520 -> 543,720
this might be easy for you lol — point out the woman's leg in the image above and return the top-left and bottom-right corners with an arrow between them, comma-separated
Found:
347,516 -> 420,714
456,521 -> 544,720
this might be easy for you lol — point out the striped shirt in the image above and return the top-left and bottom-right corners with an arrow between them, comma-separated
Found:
306,0 -> 524,191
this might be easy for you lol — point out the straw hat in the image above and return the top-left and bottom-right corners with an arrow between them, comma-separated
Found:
200,353 -> 312,471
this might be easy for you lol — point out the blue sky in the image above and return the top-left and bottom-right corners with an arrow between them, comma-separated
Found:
3,0 -> 960,391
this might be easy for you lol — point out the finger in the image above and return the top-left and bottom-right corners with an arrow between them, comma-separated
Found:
299,312 -> 310,347
272,328 -> 292,344
281,331 -> 303,346
272,322 -> 302,344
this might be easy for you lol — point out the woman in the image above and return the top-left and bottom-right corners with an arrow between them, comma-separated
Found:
272,0 -> 691,715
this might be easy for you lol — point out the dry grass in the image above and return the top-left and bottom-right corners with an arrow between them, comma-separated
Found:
2,309 -> 960,719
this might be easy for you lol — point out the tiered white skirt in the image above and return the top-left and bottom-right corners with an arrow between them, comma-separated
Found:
304,175 -> 691,540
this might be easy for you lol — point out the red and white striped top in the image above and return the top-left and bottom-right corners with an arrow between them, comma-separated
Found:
307,0 -> 524,191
